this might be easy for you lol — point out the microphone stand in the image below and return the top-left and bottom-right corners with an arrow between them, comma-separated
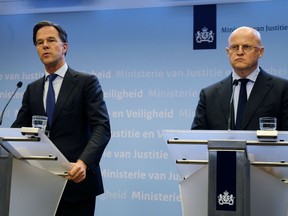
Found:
228,79 -> 238,130
0,81 -> 23,127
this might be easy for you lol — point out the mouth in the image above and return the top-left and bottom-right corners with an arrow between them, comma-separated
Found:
42,52 -> 50,57
235,58 -> 245,62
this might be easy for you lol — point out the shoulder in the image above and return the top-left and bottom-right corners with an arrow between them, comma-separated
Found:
66,67 -> 94,78
202,75 -> 231,92
26,76 -> 45,89
66,67 -> 99,83
258,68 -> 288,84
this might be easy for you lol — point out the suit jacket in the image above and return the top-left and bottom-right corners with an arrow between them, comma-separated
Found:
192,68 -> 288,130
11,67 -> 111,201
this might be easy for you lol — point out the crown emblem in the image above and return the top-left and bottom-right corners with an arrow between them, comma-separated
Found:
218,190 -> 235,206
195,26 -> 215,43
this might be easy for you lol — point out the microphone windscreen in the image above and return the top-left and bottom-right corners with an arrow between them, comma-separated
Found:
232,79 -> 239,86
17,81 -> 23,88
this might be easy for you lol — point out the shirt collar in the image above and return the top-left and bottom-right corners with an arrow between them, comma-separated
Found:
232,67 -> 260,83
45,63 -> 68,80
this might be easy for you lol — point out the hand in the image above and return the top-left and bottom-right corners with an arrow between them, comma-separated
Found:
66,159 -> 87,183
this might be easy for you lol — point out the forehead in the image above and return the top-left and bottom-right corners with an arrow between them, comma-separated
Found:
36,26 -> 59,40
229,30 -> 259,45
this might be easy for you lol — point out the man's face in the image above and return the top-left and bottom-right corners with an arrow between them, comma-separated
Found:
226,30 -> 264,76
35,26 -> 67,71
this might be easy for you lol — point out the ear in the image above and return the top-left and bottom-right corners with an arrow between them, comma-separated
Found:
258,46 -> 264,58
62,42 -> 68,55
226,47 -> 230,56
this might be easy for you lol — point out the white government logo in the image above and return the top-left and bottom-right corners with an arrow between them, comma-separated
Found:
218,190 -> 235,206
195,26 -> 215,43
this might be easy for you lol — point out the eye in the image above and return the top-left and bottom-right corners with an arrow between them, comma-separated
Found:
47,38 -> 57,43
242,45 -> 252,51
36,40 -> 44,46
230,45 -> 239,51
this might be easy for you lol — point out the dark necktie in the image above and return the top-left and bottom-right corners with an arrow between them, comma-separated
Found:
235,79 -> 249,129
46,74 -> 58,127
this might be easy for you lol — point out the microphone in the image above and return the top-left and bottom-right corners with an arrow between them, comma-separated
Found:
227,79 -> 239,130
0,81 -> 23,127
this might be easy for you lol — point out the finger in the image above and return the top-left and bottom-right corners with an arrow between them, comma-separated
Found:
67,168 -> 86,182
71,172 -> 85,183
68,165 -> 80,177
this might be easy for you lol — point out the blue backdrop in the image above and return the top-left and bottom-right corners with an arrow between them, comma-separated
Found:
0,1 -> 288,215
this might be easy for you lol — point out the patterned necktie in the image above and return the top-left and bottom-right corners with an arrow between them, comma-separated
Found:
235,79 -> 249,129
46,74 -> 58,127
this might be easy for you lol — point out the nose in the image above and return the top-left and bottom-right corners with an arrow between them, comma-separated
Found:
42,40 -> 50,48
236,45 -> 245,54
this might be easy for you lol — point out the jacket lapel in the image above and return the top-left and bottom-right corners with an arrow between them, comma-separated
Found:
217,75 -> 233,123
35,76 -> 46,115
242,70 -> 273,128
52,68 -> 77,126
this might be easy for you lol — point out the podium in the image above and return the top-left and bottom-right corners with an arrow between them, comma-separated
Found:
0,128 -> 71,216
162,130 -> 288,216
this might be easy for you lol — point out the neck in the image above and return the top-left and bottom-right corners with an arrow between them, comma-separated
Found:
45,61 -> 65,74
235,67 -> 257,78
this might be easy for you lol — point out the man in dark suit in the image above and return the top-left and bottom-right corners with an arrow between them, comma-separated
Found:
11,20 -> 111,216
192,26 -> 288,130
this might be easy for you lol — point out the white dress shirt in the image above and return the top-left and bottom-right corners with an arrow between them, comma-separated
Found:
43,63 -> 68,111
232,67 -> 260,122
